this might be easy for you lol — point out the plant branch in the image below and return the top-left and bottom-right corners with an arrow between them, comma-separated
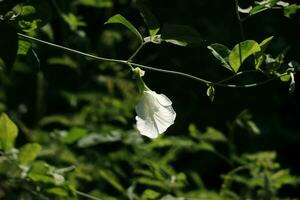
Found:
18,33 -> 128,65
216,70 -> 263,84
128,42 -> 147,62
18,33 -> 294,89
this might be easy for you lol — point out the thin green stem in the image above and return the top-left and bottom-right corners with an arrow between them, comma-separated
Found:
132,62 -> 291,88
213,150 -> 233,166
130,62 -> 211,84
76,190 -> 103,200
18,33 -> 295,89
18,33 -> 128,65
128,42 -> 146,62
216,70 -> 259,84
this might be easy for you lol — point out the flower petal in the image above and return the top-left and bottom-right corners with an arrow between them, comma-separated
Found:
153,105 -> 176,134
155,93 -> 173,106
136,116 -> 159,138
135,90 -> 176,138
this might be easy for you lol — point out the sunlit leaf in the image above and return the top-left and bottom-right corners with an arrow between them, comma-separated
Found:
47,55 -> 79,69
206,85 -> 215,102
141,189 -> 160,200
47,187 -> 69,197
62,13 -> 86,31
60,127 -> 87,144
280,74 -> 290,82
250,5 -> 269,16
27,161 -> 56,184
105,14 -> 143,42
284,4 -> 300,18
0,113 -> 18,151
76,0 -> 113,8
259,36 -> 273,52
18,143 -> 42,164
207,44 -> 232,71
255,36 -> 273,69
17,39 -> 31,55
229,40 -> 261,72
202,127 -> 227,142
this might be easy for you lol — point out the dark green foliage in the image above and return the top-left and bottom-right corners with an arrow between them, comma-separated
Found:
0,21 -> 18,71
1,0 -> 300,199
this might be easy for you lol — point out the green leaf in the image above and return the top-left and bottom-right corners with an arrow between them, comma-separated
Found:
207,44 -> 232,71
76,0 -> 113,8
17,39 -> 31,55
18,143 -> 42,164
284,4 -> 300,18
105,14 -> 143,43
161,24 -> 202,47
246,121 -> 261,135
206,85 -> 215,102
62,13 -> 86,31
28,161 -> 65,185
136,1 -> 160,36
27,161 -> 55,184
141,189 -> 160,200
0,113 -> 18,151
99,169 -> 125,192
280,74 -> 291,82
0,21 -> 18,71
17,5 -> 36,16
61,127 -> 87,144
202,127 -> 227,142
236,110 -> 261,135
47,55 -> 79,69
259,36 -> 273,52
18,20 -> 39,33
250,5 -> 269,16
197,141 -> 215,152
47,187 -> 69,197
229,40 -> 261,72
77,131 -> 122,148
255,36 -> 274,69
15,2 -> 52,32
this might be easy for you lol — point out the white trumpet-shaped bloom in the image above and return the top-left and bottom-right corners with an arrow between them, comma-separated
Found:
135,90 -> 176,138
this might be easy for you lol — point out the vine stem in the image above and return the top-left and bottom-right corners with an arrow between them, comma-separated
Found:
128,42 -> 146,62
18,33 -> 293,88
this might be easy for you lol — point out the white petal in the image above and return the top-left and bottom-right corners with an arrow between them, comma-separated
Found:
136,116 -> 159,138
155,93 -> 172,106
135,90 -> 176,138
153,105 -> 176,134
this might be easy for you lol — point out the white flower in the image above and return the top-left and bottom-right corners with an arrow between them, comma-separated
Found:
135,90 -> 176,138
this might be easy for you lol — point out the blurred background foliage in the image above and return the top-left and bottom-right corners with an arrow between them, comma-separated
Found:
1,0 -> 300,199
